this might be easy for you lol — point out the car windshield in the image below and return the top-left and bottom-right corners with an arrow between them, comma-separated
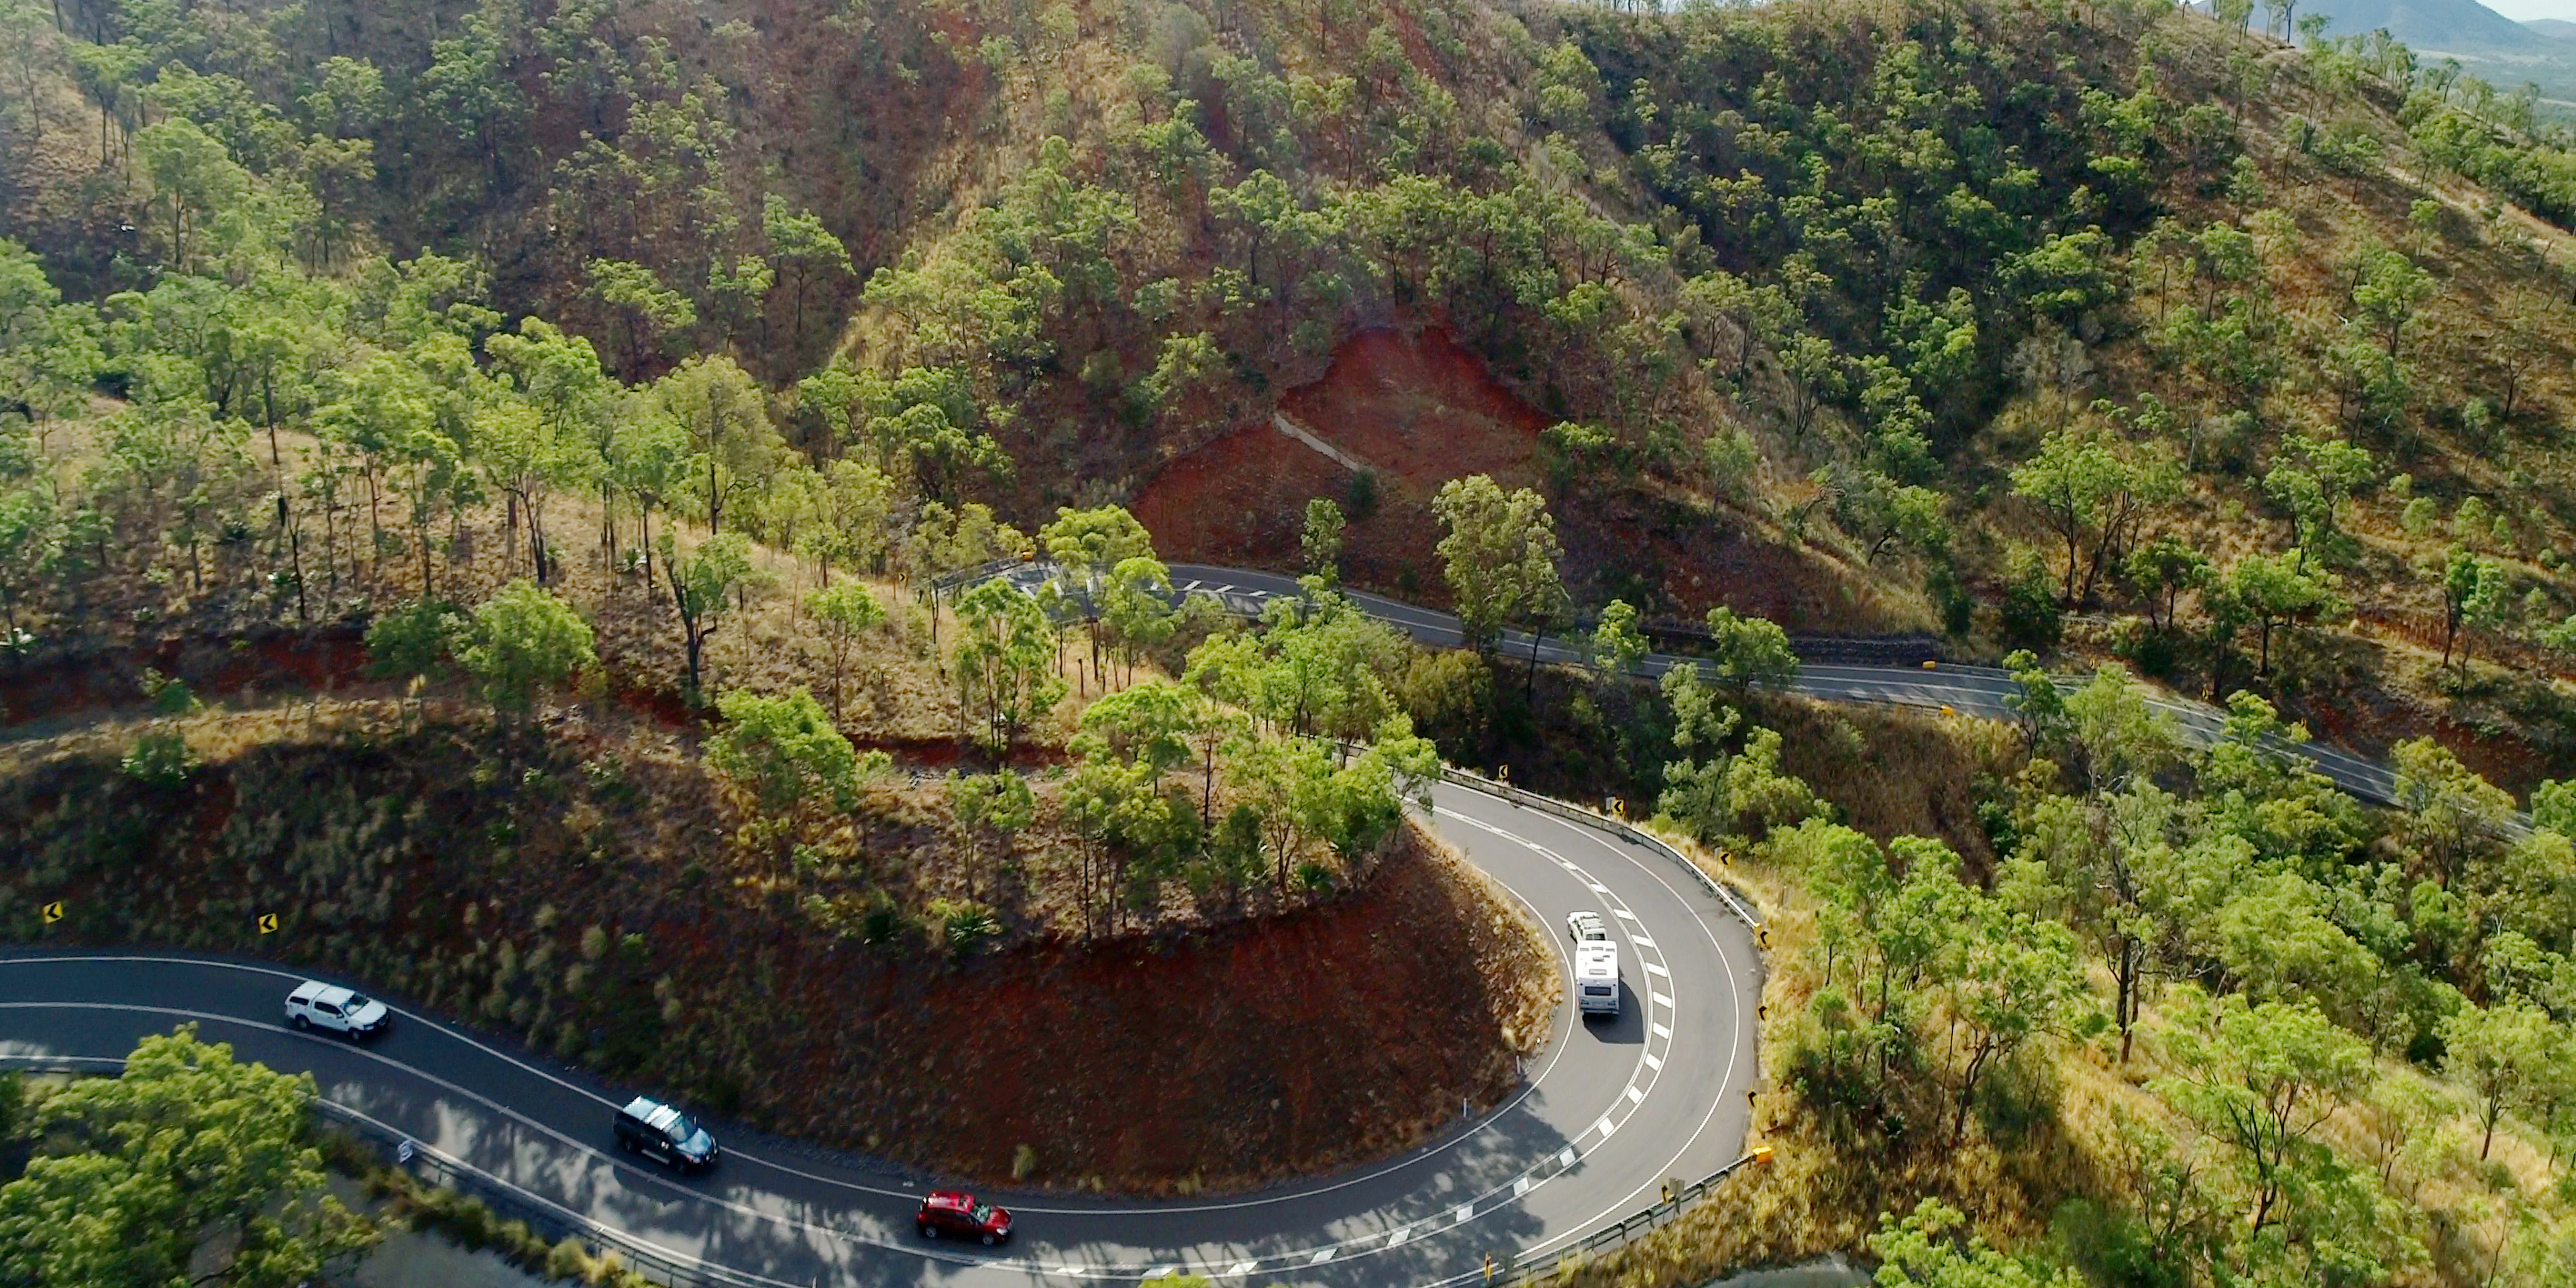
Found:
672,1116 -> 702,1141
970,1203 -> 996,1224
344,994 -> 372,1010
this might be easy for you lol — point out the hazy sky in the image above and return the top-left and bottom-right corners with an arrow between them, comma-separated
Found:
2485,0 -> 2576,23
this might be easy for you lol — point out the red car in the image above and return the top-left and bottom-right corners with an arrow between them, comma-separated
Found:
916,1190 -> 1013,1245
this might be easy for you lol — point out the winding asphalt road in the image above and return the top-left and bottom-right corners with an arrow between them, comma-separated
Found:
0,561 -> 2416,1287
0,780 -> 1762,1288
1151,564 -> 2406,808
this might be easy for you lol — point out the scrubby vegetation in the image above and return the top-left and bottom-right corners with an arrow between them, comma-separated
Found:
1513,655 -> 2576,1286
13,0 -> 2576,1279
0,1028 -> 380,1287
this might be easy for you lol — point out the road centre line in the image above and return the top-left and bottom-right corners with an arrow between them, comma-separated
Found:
14,768 -> 1750,1285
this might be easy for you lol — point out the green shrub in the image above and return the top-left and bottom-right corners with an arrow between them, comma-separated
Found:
1998,553 -> 2063,652
547,1235 -> 590,1280
138,668 -> 199,715
366,598 -> 467,682
119,731 -> 200,788
927,898 -> 1000,957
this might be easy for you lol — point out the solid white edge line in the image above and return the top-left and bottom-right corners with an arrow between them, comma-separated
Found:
1468,800 -> 1750,1274
11,771 -> 1756,1286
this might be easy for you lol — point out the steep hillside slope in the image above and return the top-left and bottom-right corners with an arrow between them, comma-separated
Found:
18,0 -> 2576,774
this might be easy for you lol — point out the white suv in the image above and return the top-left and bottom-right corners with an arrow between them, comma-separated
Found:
285,980 -> 390,1038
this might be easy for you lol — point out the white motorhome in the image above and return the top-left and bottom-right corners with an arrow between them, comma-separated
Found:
1574,941 -> 1621,1017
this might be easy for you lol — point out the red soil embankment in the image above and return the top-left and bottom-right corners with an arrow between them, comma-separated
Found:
1134,325 -> 1546,598
1134,323 -> 1909,633
0,628 -> 373,732
808,833 -> 1554,1188
1,720 -> 1554,1194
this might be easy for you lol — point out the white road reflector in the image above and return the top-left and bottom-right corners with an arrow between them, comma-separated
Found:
1456,1205 -> 1474,1224
1612,908 -> 1638,920
1595,1116 -> 1617,1140
1144,1268 -> 1177,1280
1560,1146 -> 1580,1166
1053,1266 -> 1085,1275
1585,882 -> 1609,894
1643,961 -> 1669,977
1627,1085 -> 1646,1104
1222,1263 -> 1256,1278
1631,934 -> 1656,949
1515,1176 -> 1534,1197
1644,1053 -> 1664,1071
1652,1022 -> 1673,1038
1652,992 -> 1675,1009
1388,1227 -> 1411,1247
1309,1248 -> 1337,1265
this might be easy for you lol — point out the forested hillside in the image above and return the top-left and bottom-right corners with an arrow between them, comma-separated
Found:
15,0 -> 2576,1282
19,0 -> 2576,782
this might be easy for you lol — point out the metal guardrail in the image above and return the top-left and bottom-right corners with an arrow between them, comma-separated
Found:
2,747 -> 1776,1288
0,1053 -> 724,1288
1432,1150 -> 1765,1288
929,555 -> 1031,592
315,1099 -> 729,1288
8,1050 -> 1769,1288
1436,765 -> 1761,930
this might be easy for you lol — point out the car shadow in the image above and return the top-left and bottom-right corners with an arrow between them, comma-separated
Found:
1575,982 -> 1646,1045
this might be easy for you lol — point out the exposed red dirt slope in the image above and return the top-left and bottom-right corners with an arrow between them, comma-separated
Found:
1,718 -> 1554,1194
1134,325 -> 1546,599
828,833 -> 1555,1189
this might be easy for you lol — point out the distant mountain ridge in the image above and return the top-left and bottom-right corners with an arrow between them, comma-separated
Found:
2526,17 -> 2576,39
2305,0 -> 2557,52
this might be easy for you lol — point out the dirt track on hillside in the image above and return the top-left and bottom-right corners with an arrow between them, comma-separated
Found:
1134,325 -> 1544,600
